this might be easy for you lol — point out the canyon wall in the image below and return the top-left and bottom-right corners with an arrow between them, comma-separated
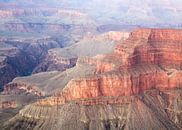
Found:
2,28 -> 182,130
115,29 -> 182,69
37,28 -> 182,106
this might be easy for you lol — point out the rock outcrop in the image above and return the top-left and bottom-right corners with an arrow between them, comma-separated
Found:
0,101 -> 16,109
114,29 -> 182,69
37,64 -> 182,106
2,28 -> 182,130
3,83 -> 43,96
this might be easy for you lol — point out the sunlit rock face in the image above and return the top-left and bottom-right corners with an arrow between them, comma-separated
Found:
115,29 -> 182,69
3,28 -> 182,130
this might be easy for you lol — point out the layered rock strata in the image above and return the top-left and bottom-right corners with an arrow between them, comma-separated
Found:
3,28 -> 182,130
4,89 -> 181,130
3,83 -> 43,96
27,28 -> 182,105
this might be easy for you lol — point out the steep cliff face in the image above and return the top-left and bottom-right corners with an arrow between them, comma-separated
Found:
37,64 -> 182,106
114,28 -> 182,69
2,28 -> 182,130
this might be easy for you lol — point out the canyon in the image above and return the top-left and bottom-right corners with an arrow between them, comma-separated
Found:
0,7 -> 99,91
0,28 -> 181,130
0,1 -> 182,130
32,28 -> 182,106
0,37 -> 65,90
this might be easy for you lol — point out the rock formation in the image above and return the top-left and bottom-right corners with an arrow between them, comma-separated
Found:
1,28 -> 181,130
33,31 -> 129,73
0,101 -> 16,109
3,83 -> 43,96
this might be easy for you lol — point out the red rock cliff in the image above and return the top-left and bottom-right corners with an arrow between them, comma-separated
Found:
37,28 -> 182,106
115,28 -> 182,69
